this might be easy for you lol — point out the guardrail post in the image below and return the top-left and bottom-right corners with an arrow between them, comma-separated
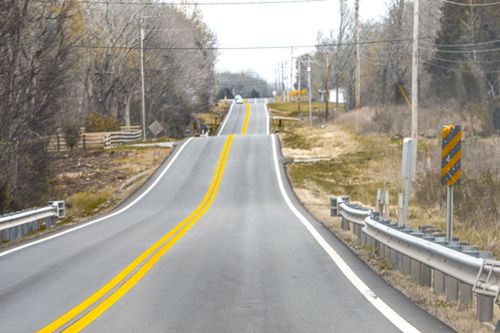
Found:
411,260 -> 421,283
477,293 -> 494,322
421,264 -> 432,287
433,270 -> 445,295
57,135 -> 61,152
445,275 -> 459,302
396,252 -> 403,271
82,134 -> 86,151
16,226 -> 22,239
459,282 -> 472,306
403,255 -> 411,275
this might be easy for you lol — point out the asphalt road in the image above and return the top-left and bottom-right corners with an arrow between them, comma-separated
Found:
0,100 -> 453,332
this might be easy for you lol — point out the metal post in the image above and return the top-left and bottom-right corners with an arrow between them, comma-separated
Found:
445,275 -> 459,302
307,63 -> 312,126
477,293 -> 494,322
57,135 -> 60,152
433,270 -> 445,295
139,17 -> 147,140
446,185 -> 453,242
82,134 -> 86,151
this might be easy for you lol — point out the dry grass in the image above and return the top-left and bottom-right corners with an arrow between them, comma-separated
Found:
274,102 -> 500,332
0,144 -> 172,248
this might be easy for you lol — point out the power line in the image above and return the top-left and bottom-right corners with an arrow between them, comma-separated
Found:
419,45 -> 500,53
420,39 -> 500,48
422,59 -> 500,74
440,0 -> 500,7
66,37 -> 433,51
425,54 -> 500,65
36,0 -> 327,6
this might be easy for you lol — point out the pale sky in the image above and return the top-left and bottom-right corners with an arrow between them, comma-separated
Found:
199,0 -> 388,83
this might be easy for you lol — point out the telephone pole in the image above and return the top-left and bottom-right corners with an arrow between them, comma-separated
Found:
290,47 -> 294,103
297,59 -> 301,112
281,62 -> 286,103
355,0 -> 360,109
325,53 -> 329,124
411,0 -> 419,139
307,59 -> 312,126
139,16 -> 147,140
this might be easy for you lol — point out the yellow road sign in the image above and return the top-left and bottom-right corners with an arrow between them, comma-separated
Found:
441,125 -> 461,186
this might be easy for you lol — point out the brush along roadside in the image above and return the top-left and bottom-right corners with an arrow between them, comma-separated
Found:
0,144 -> 172,248
269,103 -> 499,333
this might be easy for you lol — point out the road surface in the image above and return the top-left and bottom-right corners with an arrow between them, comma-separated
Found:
0,99 -> 453,332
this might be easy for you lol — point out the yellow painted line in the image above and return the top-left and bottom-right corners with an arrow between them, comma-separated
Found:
39,135 -> 234,333
65,135 -> 234,332
241,103 -> 250,135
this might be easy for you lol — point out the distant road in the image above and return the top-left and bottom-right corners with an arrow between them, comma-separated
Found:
0,100 -> 452,332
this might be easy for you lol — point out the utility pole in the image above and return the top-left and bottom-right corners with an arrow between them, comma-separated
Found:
325,53 -> 329,124
307,60 -> 312,126
411,0 -> 419,139
297,59 -> 301,112
139,16 -> 147,140
355,0 -> 361,109
281,62 -> 285,103
290,47 -> 294,103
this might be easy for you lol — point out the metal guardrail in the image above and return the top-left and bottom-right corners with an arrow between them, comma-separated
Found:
0,202 -> 63,241
331,196 -> 500,326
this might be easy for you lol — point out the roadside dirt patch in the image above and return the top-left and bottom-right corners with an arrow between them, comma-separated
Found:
282,125 -> 359,160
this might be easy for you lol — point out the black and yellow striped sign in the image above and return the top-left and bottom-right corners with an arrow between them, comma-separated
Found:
441,125 -> 461,186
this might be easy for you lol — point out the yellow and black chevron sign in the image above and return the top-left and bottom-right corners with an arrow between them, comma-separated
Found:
441,125 -> 461,186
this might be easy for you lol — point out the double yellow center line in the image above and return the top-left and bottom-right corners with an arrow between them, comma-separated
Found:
40,135 -> 235,332
241,103 -> 250,135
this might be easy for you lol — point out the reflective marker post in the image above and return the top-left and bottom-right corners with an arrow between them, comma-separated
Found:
441,125 -> 461,242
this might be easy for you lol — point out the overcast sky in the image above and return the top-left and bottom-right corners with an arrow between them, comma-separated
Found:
199,0 -> 388,82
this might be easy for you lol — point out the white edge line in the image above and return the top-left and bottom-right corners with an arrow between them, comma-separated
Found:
271,134 -> 421,333
264,102 -> 270,135
0,137 -> 195,258
217,102 -> 234,136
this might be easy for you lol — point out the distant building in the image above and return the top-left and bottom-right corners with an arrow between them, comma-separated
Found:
319,89 -> 344,104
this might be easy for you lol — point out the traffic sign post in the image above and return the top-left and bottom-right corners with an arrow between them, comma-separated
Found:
149,120 -> 164,163
441,125 -> 461,242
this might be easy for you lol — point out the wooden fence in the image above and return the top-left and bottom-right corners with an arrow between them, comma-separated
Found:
48,126 -> 142,152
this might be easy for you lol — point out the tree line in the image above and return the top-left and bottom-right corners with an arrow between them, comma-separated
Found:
300,0 -> 500,133
0,0 -> 216,212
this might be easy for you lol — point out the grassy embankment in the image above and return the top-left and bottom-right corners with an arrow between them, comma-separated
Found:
269,102 -> 499,333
